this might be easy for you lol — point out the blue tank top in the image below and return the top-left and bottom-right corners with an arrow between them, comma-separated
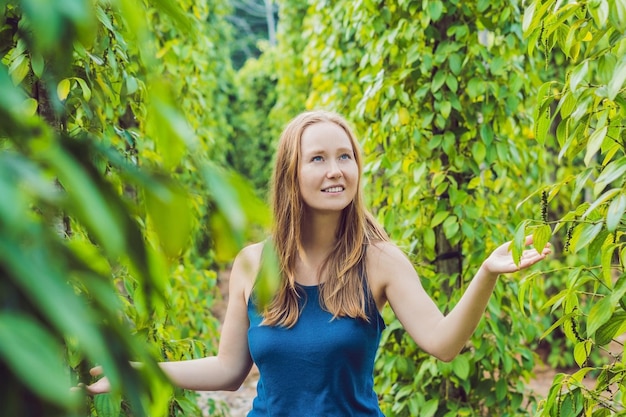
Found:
247,282 -> 386,417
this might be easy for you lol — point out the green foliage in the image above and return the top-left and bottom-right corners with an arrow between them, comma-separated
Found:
0,1 -> 269,416
227,47 -> 280,194
520,0 -> 626,414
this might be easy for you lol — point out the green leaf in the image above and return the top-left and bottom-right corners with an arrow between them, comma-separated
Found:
432,70 -> 447,93
443,215 -> 459,239
448,53 -> 462,75
47,145 -> 125,255
0,313 -> 79,408
570,61 -> 589,92
572,221 -> 603,253
472,141 -> 486,164
8,54 -> 29,85
427,0 -> 444,21
602,244 -> 617,286
22,98 -> 38,116
145,184 -> 193,258
512,220 -> 529,265
571,168 -> 594,204
595,312 -> 626,346
609,0 -> 626,31
73,77 -> 92,101
93,393 -> 122,417
420,398 -> 439,417
430,211 -> 449,228
253,241 -> 282,309
583,188 -> 620,218
30,52 -> 44,78
573,340 -> 592,367
606,193 -> 626,232
584,126 -> 607,166
587,296 -> 614,337
522,1 -> 536,33
57,78 -> 71,101
594,157 -> 626,195
532,224 -> 552,255
451,354 -> 470,379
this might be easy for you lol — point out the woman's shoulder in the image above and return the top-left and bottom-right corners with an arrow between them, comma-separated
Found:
366,240 -> 413,282
366,240 -> 408,263
236,241 -> 265,262
230,241 -> 266,295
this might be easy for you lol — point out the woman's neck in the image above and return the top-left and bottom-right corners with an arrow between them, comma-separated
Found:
300,211 -> 341,251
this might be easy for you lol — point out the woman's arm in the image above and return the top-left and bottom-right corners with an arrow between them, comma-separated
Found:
86,243 -> 262,393
371,236 -> 550,362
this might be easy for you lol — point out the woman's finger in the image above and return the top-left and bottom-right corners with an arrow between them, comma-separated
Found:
90,366 -> 103,376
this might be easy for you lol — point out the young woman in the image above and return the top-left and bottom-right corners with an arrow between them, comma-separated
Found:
86,110 -> 550,416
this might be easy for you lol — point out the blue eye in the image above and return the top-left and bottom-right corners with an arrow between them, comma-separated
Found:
312,156 -> 323,162
340,153 -> 351,160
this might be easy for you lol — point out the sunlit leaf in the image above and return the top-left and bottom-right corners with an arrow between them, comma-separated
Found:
57,78 -> 71,101
584,126 -> 607,166
569,60 -> 588,92
587,296 -> 614,337
594,157 -> 626,195
608,55 -> 626,100
573,340 -> 592,367
533,224 -> 551,255
606,193 -> 626,232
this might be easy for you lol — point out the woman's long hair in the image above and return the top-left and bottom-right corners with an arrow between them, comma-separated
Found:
260,110 -> 389,328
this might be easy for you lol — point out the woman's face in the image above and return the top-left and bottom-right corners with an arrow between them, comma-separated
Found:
298,121 -> 359,214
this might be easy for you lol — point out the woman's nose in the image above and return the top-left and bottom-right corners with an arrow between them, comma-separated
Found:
326,161 -> 342,178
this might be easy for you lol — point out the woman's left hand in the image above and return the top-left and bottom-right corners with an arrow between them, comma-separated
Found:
482,235 -> 551,275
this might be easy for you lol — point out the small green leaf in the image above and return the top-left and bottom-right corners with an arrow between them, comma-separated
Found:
30,52 -> 44,78
431,70 -> 447,93
57,78 -> 71,101
93,393 -> 122,417
570,60 -> 589,92
451,354 -> 470,379
430,211 -> 449,228
512,220 -> 529,265
595,311 -> 626,346
572,221 -> 603,253
427,0 -> 444,21
606,193 -> 626,232
472,141 -> 486,164
533,224 -> 551,255
573,340 -> 592,367
73,77 -> 92,101
420,398 -> 439,417
522,1 -> 536,33
587,296 -> 614,337
601,244 -> 617,286
21,98 -> 38,116
9,54 -> 29,85
584,126 -> 607,166
594,157 -> 626,195
449,53 -> 462,75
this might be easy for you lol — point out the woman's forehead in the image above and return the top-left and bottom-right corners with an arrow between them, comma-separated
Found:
300,122 -> 353,150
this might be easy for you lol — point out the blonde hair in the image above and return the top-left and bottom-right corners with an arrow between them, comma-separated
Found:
260,110 -> 389,327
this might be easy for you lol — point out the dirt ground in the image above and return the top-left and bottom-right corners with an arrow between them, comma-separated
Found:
197,271 -> 572,417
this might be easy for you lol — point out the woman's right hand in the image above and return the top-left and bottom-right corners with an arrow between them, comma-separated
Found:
84,366 -> 111,394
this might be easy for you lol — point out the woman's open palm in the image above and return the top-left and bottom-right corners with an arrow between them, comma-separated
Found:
482,235 -> 551,275
84,366 -> 110,395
